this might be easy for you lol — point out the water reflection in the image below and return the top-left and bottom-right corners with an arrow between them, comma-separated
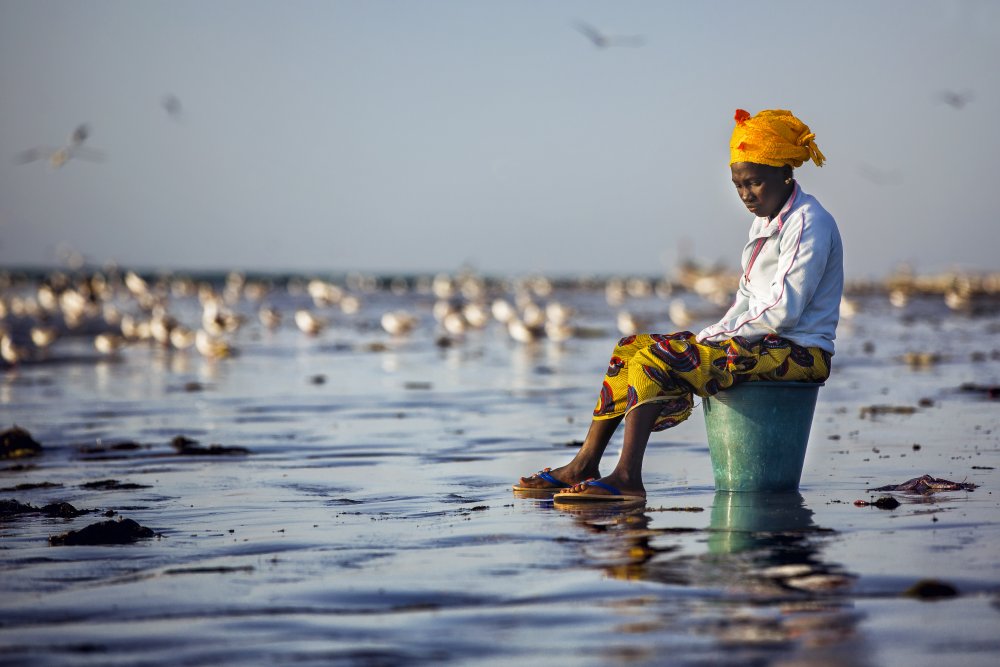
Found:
562,492 -> 869,664
556,502 -> 688,584
709,490 -> 821,554
703,492 -> 856,597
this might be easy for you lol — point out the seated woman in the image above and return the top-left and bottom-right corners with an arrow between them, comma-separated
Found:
514,108 -> 844,501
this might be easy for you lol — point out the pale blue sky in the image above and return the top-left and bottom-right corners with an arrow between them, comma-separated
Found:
1,0 -> 997,279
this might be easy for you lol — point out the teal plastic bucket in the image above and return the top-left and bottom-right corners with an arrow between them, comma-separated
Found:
703,381 -> 822,492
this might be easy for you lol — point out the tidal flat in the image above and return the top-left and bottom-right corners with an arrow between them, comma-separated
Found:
2,272 -> 999,666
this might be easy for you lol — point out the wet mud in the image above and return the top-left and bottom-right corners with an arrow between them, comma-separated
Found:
1,279 -> 999,665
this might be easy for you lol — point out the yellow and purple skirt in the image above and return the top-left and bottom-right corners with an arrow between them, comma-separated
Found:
592,332 -> 831,432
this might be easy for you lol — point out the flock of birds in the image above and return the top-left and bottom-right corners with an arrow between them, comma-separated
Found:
839,266 -> 1000,318
3,262 -> 998,370
2,17 -> 986,368
0,264 -> 734,368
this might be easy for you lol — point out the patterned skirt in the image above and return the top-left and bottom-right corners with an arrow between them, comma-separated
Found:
592,332 -> 831,432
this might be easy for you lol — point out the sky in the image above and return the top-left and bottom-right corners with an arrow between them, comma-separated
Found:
1,0 -> 998,280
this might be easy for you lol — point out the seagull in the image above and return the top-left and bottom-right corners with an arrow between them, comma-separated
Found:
491,298 -> 516,324
937,89 -> 973,109
507,318 -> 542,344
294,309 -> 327,336
1,333 -> 35,365
616,310 -> 647,336
544,320 -> 574,343
381,310 -> 418,336
462,302 -> 490,329
856,162 -> 901,186
258,305 -> 282,330
30,325 -> 59,350
161,94 -> 183,120
170,326 -> 197,350
94,332 -> 126,356
16,123 -> 105,169
69,123 -> 89,145
573,21 -> 645,48
16,145 -> 104,169
195,329 -> 233,360
442,311 -> 468,336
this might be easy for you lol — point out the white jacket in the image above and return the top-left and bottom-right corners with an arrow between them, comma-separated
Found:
696,183 -> 843,354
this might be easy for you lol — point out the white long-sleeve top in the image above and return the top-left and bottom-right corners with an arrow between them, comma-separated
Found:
696,183 -> 843,354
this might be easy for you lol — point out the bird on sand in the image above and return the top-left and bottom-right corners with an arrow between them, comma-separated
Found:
195,329 -> 233,360
258,305 -> 282,330
294,309 -> 327,336
1,333 -> 35,365
94,332 -> 126,356
381,310 -> 418,336
30,325 -> 59,350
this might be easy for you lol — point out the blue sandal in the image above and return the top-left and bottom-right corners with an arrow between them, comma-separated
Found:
553,479 -> 646,503
512,468 -> 572,492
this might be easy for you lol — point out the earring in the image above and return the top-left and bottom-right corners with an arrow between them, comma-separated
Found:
784,178 -> 793,185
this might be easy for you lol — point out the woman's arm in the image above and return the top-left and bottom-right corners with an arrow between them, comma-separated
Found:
696,208 -> 833,342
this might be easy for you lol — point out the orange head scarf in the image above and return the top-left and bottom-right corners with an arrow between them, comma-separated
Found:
729,109 -> 826,168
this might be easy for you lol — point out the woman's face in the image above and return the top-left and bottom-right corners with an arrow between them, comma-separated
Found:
730,162 -> 792,220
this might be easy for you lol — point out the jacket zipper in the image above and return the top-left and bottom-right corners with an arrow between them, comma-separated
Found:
745,237 -> 767,283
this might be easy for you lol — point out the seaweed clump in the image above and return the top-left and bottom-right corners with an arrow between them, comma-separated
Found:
49,518 -> 156,546
1,426 -> 42,460
1,499 -> 92,519
171,435 -> 249,456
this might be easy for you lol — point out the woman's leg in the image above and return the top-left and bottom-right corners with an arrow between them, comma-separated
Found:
516,335 -> 648,490
515,414 -> 622,489
563,402 -> 661,497
562,334 -> 705,497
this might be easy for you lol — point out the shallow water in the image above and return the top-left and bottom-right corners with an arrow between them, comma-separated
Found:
2,279 -> 999,666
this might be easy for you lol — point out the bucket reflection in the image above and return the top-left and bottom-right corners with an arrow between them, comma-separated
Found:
704,491 -> 857,596
561,492 -> 868,663
708,490 -> 817,555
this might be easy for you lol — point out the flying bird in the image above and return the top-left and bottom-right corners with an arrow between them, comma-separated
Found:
161,94 -> 183,120
937,89 -> 973,109
573,21 -> 645,48
15,123 -> 105,169
70,123 -> 89,145
856,162 -> 902,186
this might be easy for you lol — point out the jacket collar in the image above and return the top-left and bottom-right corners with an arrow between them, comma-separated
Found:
772,181 -> 801,232
752,182 -> 800,238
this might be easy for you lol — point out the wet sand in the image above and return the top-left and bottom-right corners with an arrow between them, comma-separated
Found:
2,276 -> 999,666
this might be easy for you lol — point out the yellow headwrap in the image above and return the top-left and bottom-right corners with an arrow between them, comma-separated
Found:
729,109 -> 826,168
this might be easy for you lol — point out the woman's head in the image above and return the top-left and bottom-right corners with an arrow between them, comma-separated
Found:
731,162 -> 793,220
729,109 -> 825,219
729,109 -> 825,169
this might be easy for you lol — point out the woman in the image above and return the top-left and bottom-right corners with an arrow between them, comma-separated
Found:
514,108 -> 844,502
